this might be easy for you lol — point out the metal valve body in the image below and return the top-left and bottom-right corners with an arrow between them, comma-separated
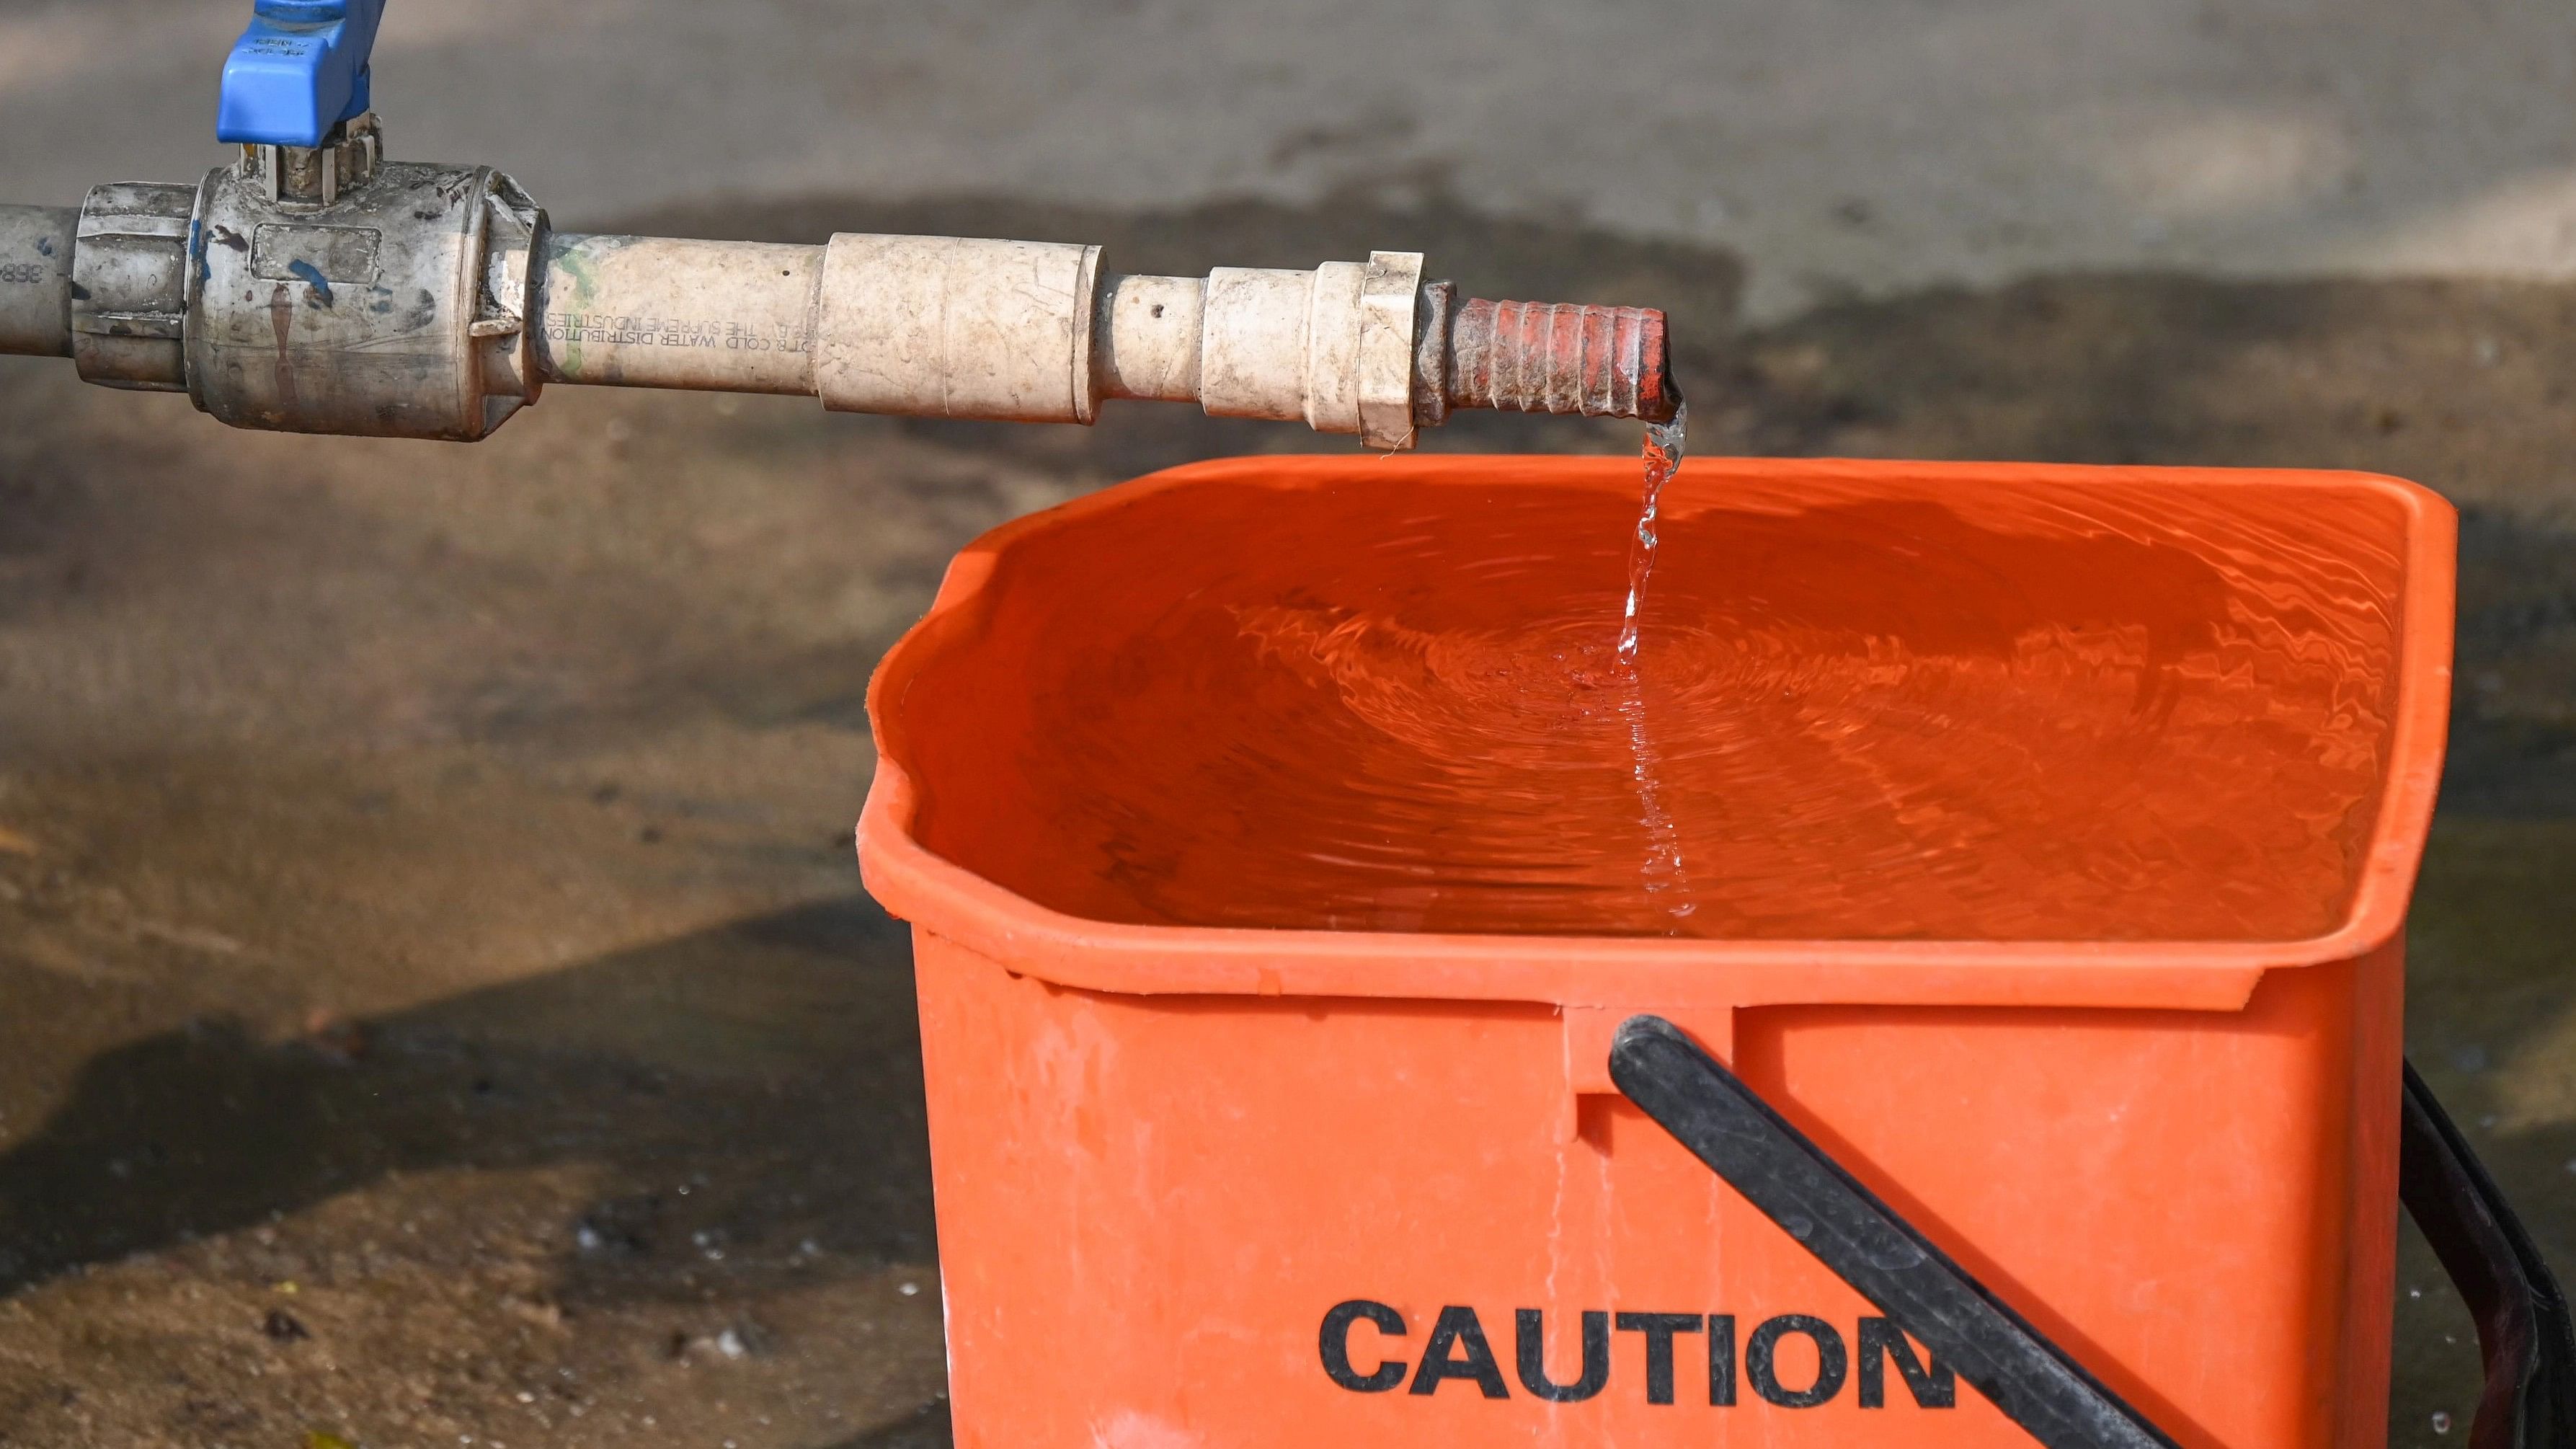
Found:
73,140 -> 543,442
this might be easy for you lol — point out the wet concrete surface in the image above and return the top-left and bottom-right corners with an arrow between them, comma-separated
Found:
2,193 -> 2572,1445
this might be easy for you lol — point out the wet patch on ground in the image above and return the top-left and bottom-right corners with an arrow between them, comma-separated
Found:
4,191 -> 2574,1445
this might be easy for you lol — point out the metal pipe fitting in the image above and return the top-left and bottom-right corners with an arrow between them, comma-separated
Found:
239,113 -> 383,210
72,183 -> 198,392
1439,295 -> 1679,424
179,159 -> 545,438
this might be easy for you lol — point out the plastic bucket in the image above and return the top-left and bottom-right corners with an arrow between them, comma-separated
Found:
858,455 -> 2454,1449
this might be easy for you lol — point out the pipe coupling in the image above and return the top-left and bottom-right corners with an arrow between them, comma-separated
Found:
1199,252 -> 1425,449
71,182 -> 197,391
815,234 -> 1104,425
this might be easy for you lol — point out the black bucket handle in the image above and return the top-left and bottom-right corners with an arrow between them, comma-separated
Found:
1609,1014 -> 2576,1448
2399,1059 -> 2576,1448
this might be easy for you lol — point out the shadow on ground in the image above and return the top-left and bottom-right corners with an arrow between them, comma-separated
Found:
4,186 -> 2575,1445
0,892 -> 950,1445
0,896 -> 928,1302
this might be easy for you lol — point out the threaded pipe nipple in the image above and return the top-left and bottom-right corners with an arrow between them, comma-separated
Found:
1439,296 -> 1676,424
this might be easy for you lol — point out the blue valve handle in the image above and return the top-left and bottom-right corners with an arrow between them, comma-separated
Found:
216,0 -> 385,149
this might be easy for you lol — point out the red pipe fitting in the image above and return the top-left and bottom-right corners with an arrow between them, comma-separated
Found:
1431,291 -> 1678,425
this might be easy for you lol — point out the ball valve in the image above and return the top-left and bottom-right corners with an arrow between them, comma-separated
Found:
0,1 -> 1678,448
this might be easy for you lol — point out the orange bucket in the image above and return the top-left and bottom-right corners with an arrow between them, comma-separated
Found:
858,455 -> 2454,1449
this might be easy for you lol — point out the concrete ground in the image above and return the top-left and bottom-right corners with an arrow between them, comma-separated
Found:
4,4 -> 2576,1447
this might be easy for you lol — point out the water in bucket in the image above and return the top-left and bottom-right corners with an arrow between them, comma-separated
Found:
900,465 -> 2398,943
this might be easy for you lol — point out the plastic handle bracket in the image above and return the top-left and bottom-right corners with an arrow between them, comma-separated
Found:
216,0 -> 386,149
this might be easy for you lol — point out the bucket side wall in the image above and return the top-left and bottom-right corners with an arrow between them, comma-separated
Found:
910,931 -> 2398,1449
1732,954 -> 2400,1449
2328,939 -> 2405,1449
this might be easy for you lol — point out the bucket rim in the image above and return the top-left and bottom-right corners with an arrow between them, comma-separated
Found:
858,453 -> 2456,1014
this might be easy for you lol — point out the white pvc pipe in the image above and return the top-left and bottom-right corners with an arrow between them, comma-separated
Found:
529,229 -> 1424,447
0,205 -> 76,358
534,233 -> 825,394
1094,272 -> 1205,404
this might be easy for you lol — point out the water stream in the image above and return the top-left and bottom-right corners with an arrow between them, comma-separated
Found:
1615,402 -> 1689,666
1614,404 -> 1695,926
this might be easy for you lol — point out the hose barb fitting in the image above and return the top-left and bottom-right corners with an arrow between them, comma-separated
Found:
1425,288 -> 1678,426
